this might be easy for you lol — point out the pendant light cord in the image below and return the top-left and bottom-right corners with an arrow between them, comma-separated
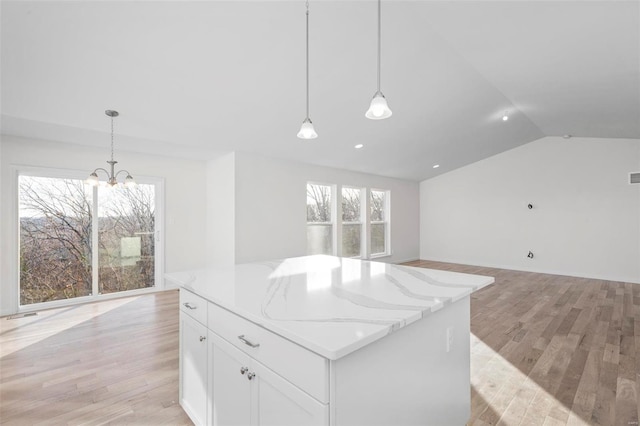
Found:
306,0 -> 310,119
377,0 -> 381,93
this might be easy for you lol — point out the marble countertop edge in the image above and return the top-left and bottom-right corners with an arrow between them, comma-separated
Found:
168,256 -> 495,361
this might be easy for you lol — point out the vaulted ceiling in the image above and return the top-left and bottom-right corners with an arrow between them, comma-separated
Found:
2,1 -> 638,181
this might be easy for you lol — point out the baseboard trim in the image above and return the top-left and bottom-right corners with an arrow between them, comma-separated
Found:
417,256 -> 640,285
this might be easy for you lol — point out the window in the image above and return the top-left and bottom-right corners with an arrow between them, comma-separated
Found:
306,183 -> 333,255
18,171 -> 162,306
341,187 -> 362,257
306,182 -> 390,259
370,189 -> 389,256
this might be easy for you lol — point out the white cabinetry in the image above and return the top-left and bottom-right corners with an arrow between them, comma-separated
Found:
180,289 -> 329,426
209,333 -> 252,425
210,333 -> 327,426
179,291 -> 209,425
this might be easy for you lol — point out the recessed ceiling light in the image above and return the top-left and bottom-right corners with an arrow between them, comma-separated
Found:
502,112 -> 509,121
433,164 -> 440,169
354,144 -> 364,149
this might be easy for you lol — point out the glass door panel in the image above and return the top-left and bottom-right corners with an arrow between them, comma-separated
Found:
19,176 -> 93,305
97,184 -> 156,295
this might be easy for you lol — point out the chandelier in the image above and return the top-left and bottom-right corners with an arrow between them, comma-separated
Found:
86,110 -> 136,187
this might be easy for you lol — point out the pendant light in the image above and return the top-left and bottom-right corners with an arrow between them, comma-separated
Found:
297,0 -> 318,139
86,110 -> 136,187
365,0 -> 392,120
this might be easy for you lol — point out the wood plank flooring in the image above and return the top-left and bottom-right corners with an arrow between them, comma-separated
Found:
1,262 -> 638,425
405,260 -> 640,426
0,291 -> 191,426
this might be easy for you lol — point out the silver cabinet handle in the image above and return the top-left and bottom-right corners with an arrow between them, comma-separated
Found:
183,302 -> 197,310
238,335 -> 260,348
247,372 -> 255,381
199,336 -> 206,342
240,367 -> 248,375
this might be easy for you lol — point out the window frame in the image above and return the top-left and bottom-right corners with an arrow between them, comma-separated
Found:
11,165 -> 165,312
306,181 -> 337,256
369,188 -> 391,258
340,186 -> 365,259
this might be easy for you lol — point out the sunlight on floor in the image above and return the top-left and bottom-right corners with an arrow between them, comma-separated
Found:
470,333 -> 589,426
0,297 -> 140,357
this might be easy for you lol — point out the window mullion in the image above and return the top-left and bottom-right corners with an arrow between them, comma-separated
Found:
334,184 -> 341,257
385,190 -> 390,256
91,186 -> 99,296
364,188 -> 371,259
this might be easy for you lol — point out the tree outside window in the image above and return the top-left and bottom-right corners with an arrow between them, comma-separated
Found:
19,174 -> 158,305
370,190 -> 388,255
306,183 -> 333,255
342,187 -> 362,257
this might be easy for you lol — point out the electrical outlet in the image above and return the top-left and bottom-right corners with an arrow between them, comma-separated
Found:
446,327 -> 454,353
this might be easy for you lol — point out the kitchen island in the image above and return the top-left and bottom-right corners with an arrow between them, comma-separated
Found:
166,255 -> 494,426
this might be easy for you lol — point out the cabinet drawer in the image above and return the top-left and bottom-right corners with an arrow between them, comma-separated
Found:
208,302 -> 329,403
180,289 -> 208,326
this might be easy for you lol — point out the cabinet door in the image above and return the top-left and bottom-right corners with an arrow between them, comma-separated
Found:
180,313 -> 209,426
254,361 -> 328,426
210,333 -> 253,426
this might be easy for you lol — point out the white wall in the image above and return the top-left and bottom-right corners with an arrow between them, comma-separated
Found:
0,135 -> 207,315
233,152 -> 420,264
420,136 -> 640,283
206,152 -> 235,266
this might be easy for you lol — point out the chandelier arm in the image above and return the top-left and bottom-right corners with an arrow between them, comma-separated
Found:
114,169 -> 133,179
92,167 -> 111,178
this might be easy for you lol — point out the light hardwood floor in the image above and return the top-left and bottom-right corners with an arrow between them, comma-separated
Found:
0,291 -> 191,426
1,262 -> 638,426
405,260 -> 639,426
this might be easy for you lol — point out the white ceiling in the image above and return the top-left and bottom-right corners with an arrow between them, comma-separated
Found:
2,1 -> 638,181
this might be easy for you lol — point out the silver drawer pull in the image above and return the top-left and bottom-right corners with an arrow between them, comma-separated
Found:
240,367 -> 248,375
247,372 -> 256,381
238,335 -> 260,348
183,302 -> 197,310
199,336 -> 206,342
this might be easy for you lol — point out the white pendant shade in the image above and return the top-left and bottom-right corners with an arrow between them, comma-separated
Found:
365,92 -> 392,120
297,118 -> 318,139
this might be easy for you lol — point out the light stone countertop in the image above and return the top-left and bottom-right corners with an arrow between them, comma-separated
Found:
166,255 -> 494,360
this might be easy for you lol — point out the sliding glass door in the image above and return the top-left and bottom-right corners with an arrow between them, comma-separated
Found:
18,171 -> 162,307
19,176 -> 93,305
97,184 -> 156,295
